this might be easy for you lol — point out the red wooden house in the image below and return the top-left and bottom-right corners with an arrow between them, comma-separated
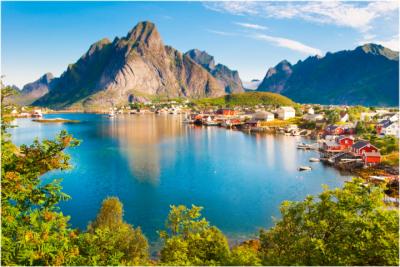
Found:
325,125 -> 344,135
362,152 -> 381,166
216,109 -> 236,116
322,141 -> 342,152
351,141 -> 379,156
337,136 -> 354,151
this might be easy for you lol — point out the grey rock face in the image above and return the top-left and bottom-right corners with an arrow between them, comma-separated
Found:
185,49 -> 244,93
34,21 -> 225,109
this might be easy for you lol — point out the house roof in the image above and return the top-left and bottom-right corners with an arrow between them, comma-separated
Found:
380,119 -> 392,128
337,136 -> 354,141
352,140 -> 372,149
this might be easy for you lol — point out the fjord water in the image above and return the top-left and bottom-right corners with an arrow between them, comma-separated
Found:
11,114 -> 349,243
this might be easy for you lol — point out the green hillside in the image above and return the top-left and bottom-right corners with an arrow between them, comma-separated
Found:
194,92 -> 296,107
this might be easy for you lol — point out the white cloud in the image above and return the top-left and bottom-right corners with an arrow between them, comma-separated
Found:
205,1 -> 399,33
207,29 -> 237,36
235,22 -> 267,30
252,33 -> 322,55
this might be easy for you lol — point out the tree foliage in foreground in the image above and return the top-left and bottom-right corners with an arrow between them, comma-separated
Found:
259,179 -> 399,266
78,197 -> 149,265
159,205 -> 231,266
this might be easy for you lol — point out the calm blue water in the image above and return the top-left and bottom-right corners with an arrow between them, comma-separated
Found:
11,113 -> 349,244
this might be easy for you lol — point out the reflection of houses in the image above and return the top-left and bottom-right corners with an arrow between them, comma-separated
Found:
277,106 -> 295,120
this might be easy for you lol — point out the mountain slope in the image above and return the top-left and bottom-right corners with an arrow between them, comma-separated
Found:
12,73 -> 54,105
195,91 -> 295,107
257,44 -> 399,106
185,49 -> 244,94
34,21 -> 225,109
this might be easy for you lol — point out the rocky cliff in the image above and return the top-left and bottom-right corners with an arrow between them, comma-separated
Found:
34,21 -> 225,109
185,49 -> 244,94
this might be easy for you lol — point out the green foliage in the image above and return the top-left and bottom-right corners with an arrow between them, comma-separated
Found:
1,126 -> 81,265
259,179 -> 399,266
356,120 -> 375,134
227,240 -> 262,266
324,109 -> 340,124
159,205 -> 230,266
78,198 -> 149,265
348,105 -> 369,121
362,134 -> 399,155
194,92 -> 295,107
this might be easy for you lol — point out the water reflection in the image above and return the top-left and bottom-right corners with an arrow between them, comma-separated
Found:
106,114 -> 184,185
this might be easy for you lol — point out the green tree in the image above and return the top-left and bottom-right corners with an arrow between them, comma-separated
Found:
259,179 -> 399,266
78,197 -> 149,265
228,240 -> 262,266
1,85 -> 81,265
159,205 -> 230,266
325,109 -> 340,124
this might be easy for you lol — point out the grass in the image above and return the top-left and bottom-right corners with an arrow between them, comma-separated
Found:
194,92 -> 296,107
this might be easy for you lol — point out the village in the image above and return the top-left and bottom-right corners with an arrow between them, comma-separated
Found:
9,99 -> 400,198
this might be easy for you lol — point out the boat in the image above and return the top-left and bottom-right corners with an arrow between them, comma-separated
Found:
298,166 -> 312,171
309,157 -> 320,162
204,120 -> 219,126
108,110 -> 115,118
297,143 -> 312,149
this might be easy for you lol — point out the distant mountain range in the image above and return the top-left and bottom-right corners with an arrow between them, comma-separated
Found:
14,21 -> 399,109
257,44 -> 399,106
31,21 -> 243,110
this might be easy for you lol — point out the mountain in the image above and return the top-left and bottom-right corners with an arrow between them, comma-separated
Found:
257,44 -> 399,106
185,49 -> 244,94
33,21 -> 225,110
243,79 -> 261,90
12,73 -> 54,105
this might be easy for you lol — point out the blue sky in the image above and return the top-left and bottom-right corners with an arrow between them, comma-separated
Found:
2,1 -> 399,87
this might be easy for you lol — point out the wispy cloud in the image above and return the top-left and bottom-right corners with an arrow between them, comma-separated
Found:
251,33 -> 322,55
205,1 -> 399,34
207,29 -> 237,36
235,22 -> 267,30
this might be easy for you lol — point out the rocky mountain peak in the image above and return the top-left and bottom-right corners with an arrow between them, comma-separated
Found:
125,21 -> 163,50
357,43 -> 399,61
184,49 -> 216,70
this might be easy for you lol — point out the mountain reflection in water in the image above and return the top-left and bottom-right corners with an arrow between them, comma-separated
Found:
106,114 -> 185,185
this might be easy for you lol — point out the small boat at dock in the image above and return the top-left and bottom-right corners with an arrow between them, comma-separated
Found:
309,157 -> 320,162
297,143 -> 312,149
298,166 -> 312,171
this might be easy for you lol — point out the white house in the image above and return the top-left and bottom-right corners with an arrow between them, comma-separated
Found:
277,106 -> 295,120
307,107 -> 314,114
389,113 -> 399,122
381,121 -> 400,137
303,113 -> 324,122
252,111 -> 274,122
340,113 -> 349,122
